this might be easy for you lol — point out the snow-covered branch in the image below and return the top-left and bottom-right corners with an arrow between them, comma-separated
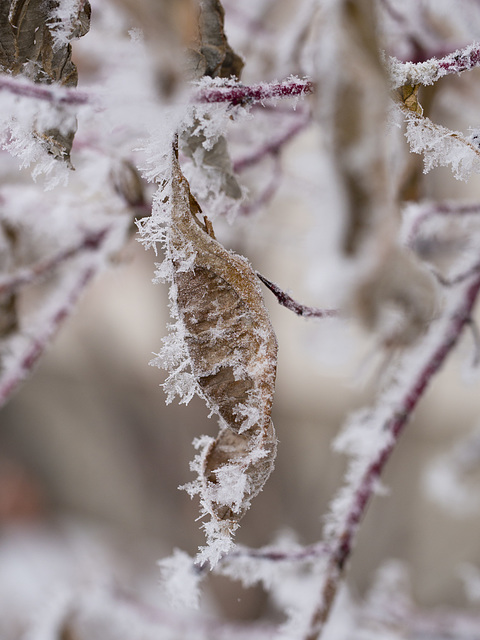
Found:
0,74 -> 91,106
304,271 -> 480,639
390,41 -> 480,88
194,77 -> 314,105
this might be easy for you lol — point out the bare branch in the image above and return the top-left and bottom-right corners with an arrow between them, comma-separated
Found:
390,41 -> 480,88
0,228 -> 108,297
194,77 -> 313,105
0,265 -> 95,408
304,272 -> 480,640
233,111 -> 310,173
257,273 -> 341,319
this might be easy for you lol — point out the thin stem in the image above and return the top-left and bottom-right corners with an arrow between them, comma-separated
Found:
0,74 -> 91,106
233,112 -> 310,173
304,273 -> 480,640
239,155 -> 283,216
391,41 -> 480,88
0,228 -> 108,297
0,265 -> 96,408
406,201 -> 480,247
195,78 -> 314,106
222,541 -> 329,564
257,273 -> 341,319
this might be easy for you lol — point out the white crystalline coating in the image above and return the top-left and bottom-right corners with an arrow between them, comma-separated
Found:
0,90 -> 72,187
389,42 -> 480,89
48,0 -> 85,48
389,57 -> 442,89
158,549 -> 202,609
403,110 -> 480,181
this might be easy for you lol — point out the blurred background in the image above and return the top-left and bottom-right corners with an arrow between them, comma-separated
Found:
1,0 -> 480,636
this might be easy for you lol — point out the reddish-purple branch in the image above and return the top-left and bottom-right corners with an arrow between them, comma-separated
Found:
233,112 -> 310,173
0,265 -> 96,408
195,78 -> 314,106
406,201 -> 480,246
0,74 -> 91,106
223,541 -> 329,564
0,228 -> 108,297
392,42 -> 480,87
304,272 -> 480,640
257,273 -> 341,319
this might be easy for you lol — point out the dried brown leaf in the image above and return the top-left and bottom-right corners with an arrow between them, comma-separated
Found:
0,0 -> 91,163
169,152 -> 277,529
183,0 -> 243,205
188,0 -> 244,80
395,83 -> 423,116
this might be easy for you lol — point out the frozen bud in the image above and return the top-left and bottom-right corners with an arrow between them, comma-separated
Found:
110,160 -> 145,208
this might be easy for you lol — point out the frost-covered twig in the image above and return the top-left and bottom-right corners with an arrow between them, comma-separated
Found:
0,228 -> 108,297
405,201 -> 480,246
390,41 -> 480,88
221,540 -> 329,564
0,73 -> 91,106
0,264 -> 97,408
238,155 -> 283,216
400,106 -> 480,181
195,77 -> 313,106
257,273 -> 341,319
303,272 -> 480,640
233,112 -> 310,173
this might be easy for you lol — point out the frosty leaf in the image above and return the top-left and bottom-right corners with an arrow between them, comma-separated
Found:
167,150 -> 277,548
0,0 -> 91,163
188,0 -> 244,80
183,0 -> 244,210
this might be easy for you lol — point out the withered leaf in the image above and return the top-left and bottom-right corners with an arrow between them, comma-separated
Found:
183,0 -> 243,204
169,151 -> 277,527
188,0 -> 244,80
395,84 -> 423,116
0,0 -> 91,163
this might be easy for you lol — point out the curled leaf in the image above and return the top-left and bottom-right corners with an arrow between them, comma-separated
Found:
160,150 -> 277,557
0,0 -> 91,163
187,0 -> 244,80
183,0 -> 243,209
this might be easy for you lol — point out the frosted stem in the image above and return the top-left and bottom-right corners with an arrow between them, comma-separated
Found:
233,112 -> 310,173
303,272 -> 480,640
391,42 -> 480,88
0,228 -> 108,297
222,541 -> 329,563
0,74 -> 90,105
0,265 -> 96,407
406,201 -> 480,247
195,78 -> 313,105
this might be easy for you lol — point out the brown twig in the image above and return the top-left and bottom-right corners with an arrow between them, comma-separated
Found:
303,272 -> 480,640
257,273 -> 341,319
